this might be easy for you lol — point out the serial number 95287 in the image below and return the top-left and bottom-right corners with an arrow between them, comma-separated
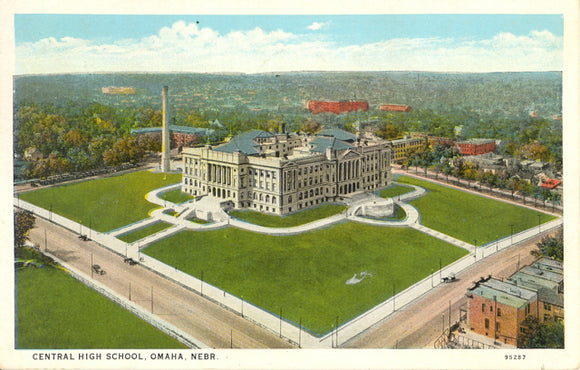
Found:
505,354 -> 526,360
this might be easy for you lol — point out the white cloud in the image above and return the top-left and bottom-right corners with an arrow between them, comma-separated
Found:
15,22 -> 563,74
307,21 -> 330,31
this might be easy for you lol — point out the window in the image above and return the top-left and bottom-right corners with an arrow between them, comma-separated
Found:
495,322 -> 500,332
544,303 -> 552,311
482,304 -> 486,312
484,319 -> 489,329
497,308 -> 501,317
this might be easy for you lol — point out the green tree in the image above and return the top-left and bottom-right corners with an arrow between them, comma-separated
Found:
14,210 -> 36,249
532,229 -> 563,261
103,136 -> 144,166
518,316 -> 564,348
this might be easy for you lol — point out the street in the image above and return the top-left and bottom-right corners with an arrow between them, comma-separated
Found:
28,217 -> 294,349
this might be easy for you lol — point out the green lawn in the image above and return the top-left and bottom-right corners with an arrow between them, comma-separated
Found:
19,171 -> 182,232
397,176 -> 557,245
230,204 -> 347,227
16,260 -> 187,349
143,223 -> 467,335
160,189 -> 194,204
379,184 -> 415,199
118,222 -> 173,243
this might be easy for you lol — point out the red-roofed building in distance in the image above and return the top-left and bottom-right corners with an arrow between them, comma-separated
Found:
456,139 -> 496,156
380,104 -> 412,113
540,179 -> 562,190
307,100 -> 369,114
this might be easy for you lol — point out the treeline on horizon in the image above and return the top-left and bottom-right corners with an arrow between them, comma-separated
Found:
13,71 -> 562,179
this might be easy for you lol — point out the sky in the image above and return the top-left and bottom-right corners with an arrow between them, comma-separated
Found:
14,14 -> 564,74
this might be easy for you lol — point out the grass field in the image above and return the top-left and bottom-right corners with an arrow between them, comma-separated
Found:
229,204 -> 347,227
143,223 -> 467,335
379,184 -> 415,199
397,175 -> 557,245
16,260 -> 187,349
19,171 -> 182,232
118,222 -> 173,243
160,189 -> 194,204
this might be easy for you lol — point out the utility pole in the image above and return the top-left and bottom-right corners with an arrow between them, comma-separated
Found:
393,284 -> 396,312
299,317 -> 302,348
510,224 -> 514,245
335,316 -> 339,347
90,253 -> 94,279
448,300 -> 452,335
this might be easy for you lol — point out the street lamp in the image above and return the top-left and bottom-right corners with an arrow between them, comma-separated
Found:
537,214 -> 541,233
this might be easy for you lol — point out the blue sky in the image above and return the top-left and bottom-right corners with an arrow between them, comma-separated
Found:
14,14 -> 564,74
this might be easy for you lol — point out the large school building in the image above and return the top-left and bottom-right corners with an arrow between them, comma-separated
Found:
181,128 -> 392,215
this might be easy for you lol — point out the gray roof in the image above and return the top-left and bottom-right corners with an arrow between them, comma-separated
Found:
318,128 -> 357,142
535,258 -> 563,271
519,265 -> 563,284
507,273 -> 563,307
310,137 -> 354,153
214,130 -> 273,155
482,279 -> 537,301
471,283 -> 531,309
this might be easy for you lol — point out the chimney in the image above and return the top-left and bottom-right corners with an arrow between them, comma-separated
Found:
161,86 -> 170,172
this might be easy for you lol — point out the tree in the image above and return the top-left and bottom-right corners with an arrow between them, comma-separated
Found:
375,123 -> 402,140
103,136 -> 144,166
520,181 -> 535,205
14,210 -> 36,248
532,229 -> 563,261
506,176 -> 522,199
300,118 -> 321,134
518,316 -> 564,348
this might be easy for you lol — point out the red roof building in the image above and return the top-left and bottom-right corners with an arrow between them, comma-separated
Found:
456,139 -> 496,156
380,104 -> 412,112
540,179 -> 562,189
307,100 -> 369,114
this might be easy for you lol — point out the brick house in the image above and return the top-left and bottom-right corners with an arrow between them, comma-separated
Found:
456,139 -> 496,156
467,258 -> 563,347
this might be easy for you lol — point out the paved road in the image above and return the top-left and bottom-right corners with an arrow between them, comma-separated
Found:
343,234 -> 544,348
29,217 -> 294,349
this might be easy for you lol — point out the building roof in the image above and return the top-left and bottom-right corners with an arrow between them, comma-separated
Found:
540,179 -> 562,189
213,130 -> 273,155
310,136 -> 354,153
471,282 -> 532,309
519,265 -> 563,284
535,257 -> 563,271
317,128 -> 357,142
457,138 -> 496,145
507,272 -> 563,307
482,279 -> 537,301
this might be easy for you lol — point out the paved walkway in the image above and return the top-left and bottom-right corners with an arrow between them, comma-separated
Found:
14,178 -> 563,349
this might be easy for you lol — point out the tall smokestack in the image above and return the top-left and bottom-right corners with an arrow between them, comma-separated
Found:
161,86 -> 170,172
